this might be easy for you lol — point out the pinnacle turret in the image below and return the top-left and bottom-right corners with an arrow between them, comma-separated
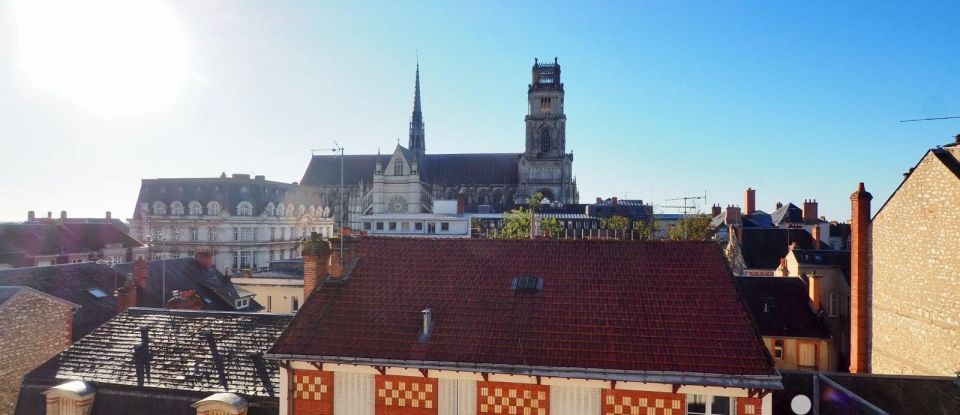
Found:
409,62 -> 425,154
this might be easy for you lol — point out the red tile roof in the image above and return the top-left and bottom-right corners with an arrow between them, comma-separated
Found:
269,238 -> 776,384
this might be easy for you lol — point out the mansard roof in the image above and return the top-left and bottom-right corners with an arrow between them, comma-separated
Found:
133,175 -> 328,218
0,222 -> 143,261
301,153 -> 521,187
269,238 -> 778,387
16,308 -> 292,415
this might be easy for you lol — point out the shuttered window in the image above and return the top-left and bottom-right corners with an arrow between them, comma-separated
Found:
334,372 -> 375,415
551,385 -> 600,415
798,343 -> 817,369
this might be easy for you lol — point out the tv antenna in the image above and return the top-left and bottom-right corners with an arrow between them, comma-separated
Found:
659,191 -> 708,239
899,115 -> 960,123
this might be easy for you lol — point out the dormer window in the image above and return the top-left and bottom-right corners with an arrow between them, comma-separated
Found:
170,201 -> 184,215
235,298 -> 249,309
44,381 -> 96,415
152,201 -> 166,215
236,202 -> 253,216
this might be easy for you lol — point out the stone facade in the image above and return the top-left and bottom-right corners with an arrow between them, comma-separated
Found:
869,147 -> 960,376
0,287 -> 76,414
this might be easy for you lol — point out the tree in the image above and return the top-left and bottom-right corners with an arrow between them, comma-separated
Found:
540,217 -> 562,237
633,217 -> 659,241
495,192 -> 545,239
667,214 -> 716,241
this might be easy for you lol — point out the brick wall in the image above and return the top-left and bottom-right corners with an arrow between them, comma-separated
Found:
736,397 -> 763,415
375,374 -> 437,415
871,149 -> 960,375
0,290 -> 73,414
602,389 -> 685,415
477,381 -> 549,415
293,369 -> 334,415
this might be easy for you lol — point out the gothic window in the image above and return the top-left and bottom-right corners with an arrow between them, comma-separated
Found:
170,201 -> 184,215
236,202 -> 253,216
207,201 -> 221,215
540,128 -> 551,152
188,201 -> 202,215
394,159 -> 404,175
152,201 -> 166,215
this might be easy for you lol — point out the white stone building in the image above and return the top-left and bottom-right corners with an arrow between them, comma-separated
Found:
129,174 -> 335,273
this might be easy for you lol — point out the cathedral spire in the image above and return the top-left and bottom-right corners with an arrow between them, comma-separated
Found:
409,61 -> 425,154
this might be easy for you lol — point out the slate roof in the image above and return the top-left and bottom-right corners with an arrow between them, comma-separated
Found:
771,203 -> 804,226
0,222 -> 143,266
301,153 -> 521,187
133,176 -> 329,218
15,308 -> 292,415
269,238 -> 778,387
791,249 -> 851,283
0,259 -> 257,339
774,371 -> 960,415
734,277 -> 830,339
740,228 -> 820,270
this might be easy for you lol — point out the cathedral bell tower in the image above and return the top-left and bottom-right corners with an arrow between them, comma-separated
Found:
518,58 -> 577,205
525,58 -> 565,159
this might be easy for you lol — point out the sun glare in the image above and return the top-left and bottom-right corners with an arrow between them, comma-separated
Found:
13,0 -> 189,116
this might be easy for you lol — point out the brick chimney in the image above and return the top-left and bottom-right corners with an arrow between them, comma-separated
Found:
328,236 -> 361,279
808,273 -> 823,312
132,258 -> 149,291
195,251 -> 214,269
724,205 -> 742,226
456,188 -> 466,214
711,204 -> 722,217
596,197 -> 602,204
812,224 -> 822,249
850,182 -> 872,373
611,197 -> 618,206
302,232 -> 331,299
167,289 -> 203,310
803,199 -> 819,223
744,188 -> 756,215
27,211 -> 35,221
115,275 -> 138,313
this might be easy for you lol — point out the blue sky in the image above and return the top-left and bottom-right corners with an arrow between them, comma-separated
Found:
1,1 -> 958,222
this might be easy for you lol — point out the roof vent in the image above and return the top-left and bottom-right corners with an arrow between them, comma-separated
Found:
419,308 -> 434,343
511,276 -> 543,292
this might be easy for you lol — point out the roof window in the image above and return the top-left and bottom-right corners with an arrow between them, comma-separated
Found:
86,288 -> 108,299
511,276 -> 543,292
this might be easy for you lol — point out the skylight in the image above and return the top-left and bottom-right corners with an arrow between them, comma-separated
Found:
87,288 -> 108,298
511,276 -> 543,292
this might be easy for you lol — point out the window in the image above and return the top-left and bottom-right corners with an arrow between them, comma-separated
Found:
234,250 -> 252,269
170,227 -> 180,241
152,201 -> 166,215
207,227 -> 218,241
235,298 -> 249,309
189,227 -> 198,241
188,201 -> 202,215
269,250 -> 275,261
236,202 -> 253,216
266,203 -> 276,216
270,227 -> 276,241
170,201 -> 184,215
207,201 -> 221,215
376,222 -> 384,231
394,159 -> 404,175
289,226 -> 294,239
687,395 -> 732,415
280,249 -> 286,260
773,339 -> 785,360
798,342 -> 817,370
401,222 -> 409,232
364,221 -> 372,230
276,203 -> 285,217
87,288 -> 108,298
828,293 -> 839,317
389,222 -> 397,231
840,295 -> 849,316
234,227 -> 254,241
415,222 -> 423,231
292,296 -> 299,311
427,222 -> 436,234
540,128 -> 551,152
441,222 -> 449,231
286,205 -> 295,217
280,227 -> 286,240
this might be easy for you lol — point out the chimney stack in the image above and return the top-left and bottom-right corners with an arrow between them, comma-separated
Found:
745,188 -> 756,215
27,211 -> 35,221
724,205 -> 742,226
456,188 -> 465,214
132,259 -> 149,291
850,182 -> 873,374
803,199 -> 819,223
812,224 -> 822,249
596,197 -> 602,204
60,210 -> 67,221
421,308 -> 433,337
105,211 -> 112,220
167,289 -> 203,310
47,211 -> 52,220
612,197 -> 618,206
195,251 -> 214,269
776,201 -> 783,210
301,232 -> 331,299
115,275 -> 138,313
808,273 -> 823,312
711,204 -> 722,217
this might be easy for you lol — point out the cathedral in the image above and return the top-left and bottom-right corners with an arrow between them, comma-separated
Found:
300,58 -> 579,228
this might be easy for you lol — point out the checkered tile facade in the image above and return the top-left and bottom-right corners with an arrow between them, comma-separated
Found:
601,389 -> 685,415
375,374 -> 438,415
477,381 -> 550,415
293,370 -> 333,415
736,397 -> 762,415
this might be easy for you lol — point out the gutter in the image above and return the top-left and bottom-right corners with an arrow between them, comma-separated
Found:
264,353 -> 783,390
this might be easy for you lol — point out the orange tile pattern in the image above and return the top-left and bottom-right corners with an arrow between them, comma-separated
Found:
736,397 -> 762,415
601,389 -> 685,415
293,370 -> 333,415
375,374 -> 438,415
477,381 -> 549,415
